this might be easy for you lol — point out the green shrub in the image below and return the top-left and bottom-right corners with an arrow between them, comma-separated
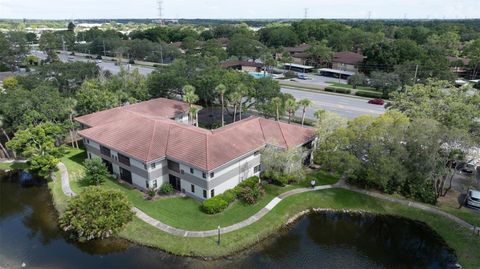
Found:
59,187 -> 133,240
355,90 -> 383,99
238,183 -> 265,205
159,183 -> 174,195
220,189 -> 237,204
146,188 -> 156,199
324,86 -> 351,94
201,196 -> 229,214
82,158 -> 110,186
238,176 -> 259,189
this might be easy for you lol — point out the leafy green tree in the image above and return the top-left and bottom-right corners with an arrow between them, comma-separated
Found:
201,39 -> 227,60
67,22 -> 76,32
258,26 -> 299,47
347,73 -> 367,89
369,71 -> 401,98
0,32 -> 28,71
227,34 -> 265,60
59,187 -> 133,240
75,80 -> 120,115
261,145 -> 306,185
306,40 -> 333,67
297,98 -> 313,126
389,80 -> 480,140
39,32 -> 60,62
6,122 -> 65,177
82,158 -> 111,186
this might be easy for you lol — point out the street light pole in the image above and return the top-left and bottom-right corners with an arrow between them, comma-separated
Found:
217,226 -> 221,245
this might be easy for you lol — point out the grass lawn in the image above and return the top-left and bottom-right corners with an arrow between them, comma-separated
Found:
0,162 -> 28,170
62,147 -> 338,231
119,188 -> 480,268
52,147 -> 480,267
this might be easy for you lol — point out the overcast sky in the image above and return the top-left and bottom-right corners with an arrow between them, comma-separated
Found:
0,0 -> 479,20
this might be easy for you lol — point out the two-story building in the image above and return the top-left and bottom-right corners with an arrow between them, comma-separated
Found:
76,98 -> 316,200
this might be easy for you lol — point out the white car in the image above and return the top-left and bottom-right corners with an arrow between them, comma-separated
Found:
96,60 -> 102,64
466,189 -> 480,209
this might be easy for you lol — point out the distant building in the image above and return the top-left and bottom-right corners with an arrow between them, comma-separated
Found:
221,60 -> 263,73
331,51 -> 365,73
446,56 -> 471,75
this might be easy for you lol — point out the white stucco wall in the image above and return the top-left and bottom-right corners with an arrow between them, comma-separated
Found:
181,179 -> 205,199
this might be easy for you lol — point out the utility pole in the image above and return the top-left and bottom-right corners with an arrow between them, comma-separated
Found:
413,64 -> 419,85
158,0 -> 164,25
103,40 -> 106,56
304,8 -> 309,19
61,35 -> 66,51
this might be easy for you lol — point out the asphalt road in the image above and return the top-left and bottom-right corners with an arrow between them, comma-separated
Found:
281,87 -> 386,119
31,50 -> 156,75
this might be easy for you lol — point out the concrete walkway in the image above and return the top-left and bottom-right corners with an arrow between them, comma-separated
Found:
57,162 -> 477,238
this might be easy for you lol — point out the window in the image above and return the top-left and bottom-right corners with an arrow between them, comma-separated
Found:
118,153 -> 130,166
190,168 -> 194,174
203,190 -> 207,198
202,172 -> 206,179
119,167 -> 132,184
167,160 -> 180,173
153,180 -> 157,188
144,164 -> 147,170
88,153 -> 91,159
210,189 -> 215,197
100,145 -> 111,157
254,165 -> 261,173
180,169 -> 184,174
87,139 -> 90,144
151,163 -> 156,169
254,150 -> 260,156
210,172 -> 214,178
146,180 -> 149,189
191,184 -> 195,193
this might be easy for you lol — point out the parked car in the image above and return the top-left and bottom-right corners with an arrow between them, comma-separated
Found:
466,189 -> 480,209
96,55 -> 102,60
368,99 -> 385,105
96,60 -> 102,64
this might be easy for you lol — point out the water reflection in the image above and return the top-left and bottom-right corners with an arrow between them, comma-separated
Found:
0,170 -> 457,269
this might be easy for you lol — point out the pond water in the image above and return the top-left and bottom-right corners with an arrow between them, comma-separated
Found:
0,170 -> 458,269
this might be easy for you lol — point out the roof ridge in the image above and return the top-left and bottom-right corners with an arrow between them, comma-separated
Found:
277,121 -> 288,148
212,116 -> 258,133
146,121 -> 157,161
164,123 -> 172,156
205,132 -> 209,170
257,118 -> 267,143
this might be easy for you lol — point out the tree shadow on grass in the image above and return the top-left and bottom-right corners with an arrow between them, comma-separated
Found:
68,150 -> 87,166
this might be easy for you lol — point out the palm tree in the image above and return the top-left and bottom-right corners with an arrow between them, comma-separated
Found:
314,109 -> 326,122
215,84 -> 227,127
285,98 -> 299,124
228,91 -> 242,123
189,106 -> 200,127
236,83 -> 248,121
182,85 -> 199,125
272,97 -> 282,121
297,98 -> 313,126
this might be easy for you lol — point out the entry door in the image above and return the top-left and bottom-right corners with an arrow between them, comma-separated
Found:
120,167 -> 132,184
102,159 -> 113,174
169,174 -> 181,191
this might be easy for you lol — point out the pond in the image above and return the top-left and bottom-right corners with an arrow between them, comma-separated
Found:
0,170 -> 458,269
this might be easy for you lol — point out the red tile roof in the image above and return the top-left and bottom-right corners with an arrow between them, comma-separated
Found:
77,101 -> 316,171
333,51 -> 365,65
75,98 -> 190,127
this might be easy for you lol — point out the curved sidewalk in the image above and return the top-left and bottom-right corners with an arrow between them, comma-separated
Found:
57,162 -> 477,238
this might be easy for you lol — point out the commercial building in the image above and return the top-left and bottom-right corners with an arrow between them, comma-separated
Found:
76,98 -> 316,200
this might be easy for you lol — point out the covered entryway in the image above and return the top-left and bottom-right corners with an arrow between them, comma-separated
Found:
102,158 -> 113,173
169,174 -> 181,191
120,167 -> 132,184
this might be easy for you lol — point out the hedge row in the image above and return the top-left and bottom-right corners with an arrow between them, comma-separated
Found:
355,90 -> 384,99
201,176 -> 261,214
324,86 -> 352,94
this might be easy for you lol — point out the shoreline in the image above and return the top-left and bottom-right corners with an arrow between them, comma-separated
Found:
1,164 -> 479,267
